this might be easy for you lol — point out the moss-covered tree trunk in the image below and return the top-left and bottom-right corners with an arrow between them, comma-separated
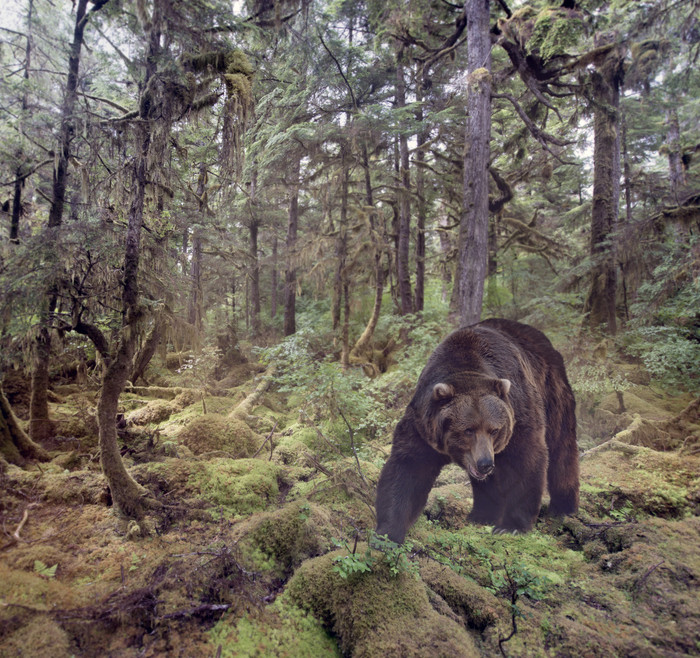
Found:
0,389 -> 50,465
97,4 -> 162,520
457,0 -> 492,327
584,34 -> 624,335
350,144 -> 384,365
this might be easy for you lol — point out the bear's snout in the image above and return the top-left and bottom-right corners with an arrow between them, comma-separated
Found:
476,456 -> 494,476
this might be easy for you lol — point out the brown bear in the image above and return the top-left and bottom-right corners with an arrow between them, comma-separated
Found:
375,318 -> 579,543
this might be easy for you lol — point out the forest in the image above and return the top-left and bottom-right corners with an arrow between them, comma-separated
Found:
0,0 -> 699,655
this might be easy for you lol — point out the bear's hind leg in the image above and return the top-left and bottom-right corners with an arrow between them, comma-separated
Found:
546,391 -> 580,517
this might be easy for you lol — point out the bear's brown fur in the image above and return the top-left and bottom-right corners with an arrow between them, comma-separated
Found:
375,318 -> 579,543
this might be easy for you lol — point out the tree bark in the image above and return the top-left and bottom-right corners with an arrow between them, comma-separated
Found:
284,158 -> 299,336
457,0 -> 492,327
9,0 -> 34,244
248,168 -> 261,336
187,163 -> 206,336
395,51 -> 413,316
130,315 -> 165,385
97,2 -> 162,521
584,34 -> 624,335
414,67 -> 429,313
270,234 -> 278,320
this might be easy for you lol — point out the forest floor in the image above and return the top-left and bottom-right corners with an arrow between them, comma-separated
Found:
1,341 -> 699,657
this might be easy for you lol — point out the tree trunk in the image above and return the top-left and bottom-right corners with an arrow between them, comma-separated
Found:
584,34 -> 624,335
395,52 -> 413,316
332,153 -> 349,331
249,220 -> 261,336
666,107 -> 684,203
0,389 -> 49,466
270,234 -> 278,320
350,144 -> 384,363
187,163 -> 206,336
248,166 -> 261,336
97,4 -> 162,521
29,0 -> 102,443
414,67 -> 428,313
457,0 -> 492,327
284,159 -> 299,336
130,315 -> 164,385
9,0 -> 34,244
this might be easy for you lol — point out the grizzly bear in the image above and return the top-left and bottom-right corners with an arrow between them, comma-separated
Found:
375,318 -> 579,543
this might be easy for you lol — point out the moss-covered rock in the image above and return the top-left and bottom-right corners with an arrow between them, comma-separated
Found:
285,548 -> 480,657
231,501 -> 335,578
177,413 -> 260,457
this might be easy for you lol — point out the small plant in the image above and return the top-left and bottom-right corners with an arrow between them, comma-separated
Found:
331,538 -> 376,579
177,345 -> 223,413
331,532 -> 419,579
34,560 -> 57,579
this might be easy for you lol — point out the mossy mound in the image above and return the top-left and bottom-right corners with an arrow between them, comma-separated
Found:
192,458 -> 283,517
177,413 -> 261,456
0,613 -> 71,656
127,399 -> 174,425
231,500 -> 335,579
418,559 -> 504,631
424,484 -> 473,530
209,593 -> 340,657
5,464 -> 108,506
285,547 -> 479,657
580,444 -> 700,519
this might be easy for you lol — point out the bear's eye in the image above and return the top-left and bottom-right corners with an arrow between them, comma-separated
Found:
463,428 -> 475,437
489,428 -> 500,436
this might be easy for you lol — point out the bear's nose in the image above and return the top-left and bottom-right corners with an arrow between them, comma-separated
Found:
476,457 -> 494,475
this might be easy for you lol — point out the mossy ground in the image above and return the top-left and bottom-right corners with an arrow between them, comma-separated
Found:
1,354 -> 698,657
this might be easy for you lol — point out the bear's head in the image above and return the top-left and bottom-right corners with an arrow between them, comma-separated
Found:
421,374 -> 514,480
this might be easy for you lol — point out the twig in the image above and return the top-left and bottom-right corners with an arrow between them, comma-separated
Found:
634,560 -> 664,596
299,409 -> 344,456
251,419 -> 279,459
337,407 -> 368,486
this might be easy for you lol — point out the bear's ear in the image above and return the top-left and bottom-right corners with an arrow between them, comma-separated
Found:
495,378 -> 511,398
432,382 -> 455,401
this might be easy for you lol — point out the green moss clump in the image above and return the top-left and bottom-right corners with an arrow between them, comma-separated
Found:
192,458 -> 281,517
127,399 -> 173,425
285,547 -> 479,657
581,446 -> 699,519
0,615 -> 71,656
424,485 -> 472,530
210,593 -> 339,657
419,559 -> 504,631
232,501 -> 334,578
177,414 -> 260,457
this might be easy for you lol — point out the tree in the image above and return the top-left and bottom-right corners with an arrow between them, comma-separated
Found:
457,0 -> 492,326
29,0 -> 110,444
